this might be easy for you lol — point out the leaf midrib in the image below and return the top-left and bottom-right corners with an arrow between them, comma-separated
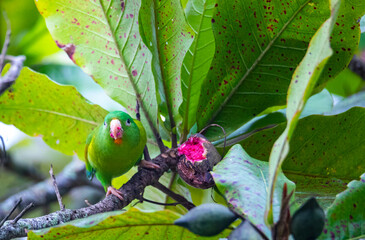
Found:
206,0 -> 310,124
35,223 -> 184,239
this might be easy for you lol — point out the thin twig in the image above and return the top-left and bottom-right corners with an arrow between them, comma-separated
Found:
138,197 -> 180,207
136,100 -> 152,162
136,98 -> 166,154
49,165 -> 65,211
199,124 -> 227,153
0,199 -> 22,228
143,146 -> 151,161
0,11 -> 11,73
0,136 -> 5,166
153,182 -> 195,210
165,171 -> 177,204
135,100 -> 141,121
84,200 -> 92,207
136,95 -> 166,153
11,203 -> 34,224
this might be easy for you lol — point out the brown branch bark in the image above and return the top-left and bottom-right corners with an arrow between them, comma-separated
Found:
0,149 -> 181,240
0,11 -> 11,73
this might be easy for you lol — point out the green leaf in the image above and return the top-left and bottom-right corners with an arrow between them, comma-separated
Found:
33,64 -> 125,112
325,69 -> 364,97
179,0 -> 216,140
196,0 -> 364,140
265,0 -> 339,224
228,220 -> 263,240
214,89 -> 333,148
0,66 -> 107,159
316,1 -> 365,89
28,209 -> 230,239
36,0 -> 159,140
211,144 -> 295,238
139,0 -> 194,132
330,91 -> 365,115
361,15 -> 365,33
236,107 -> 365,209
319,173 -> 365,240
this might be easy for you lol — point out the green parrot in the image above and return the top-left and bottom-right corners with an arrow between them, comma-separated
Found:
85,111 -> 154,200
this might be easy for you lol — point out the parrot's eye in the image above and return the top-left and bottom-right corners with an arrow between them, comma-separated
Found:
126,119 -> 131,126
104,121 -> 107,127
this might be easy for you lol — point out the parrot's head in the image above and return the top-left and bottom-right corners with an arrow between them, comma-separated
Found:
103,111 -> 136,144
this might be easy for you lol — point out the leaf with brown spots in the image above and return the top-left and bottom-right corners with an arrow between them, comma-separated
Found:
211,144 -> 295,238
28,209 -> 231,239
319,173 -> 365,240
234,107 -> 365,209
265,0 -> 340,224
196,0 -> 365,140
36,0 -> 159,140
0,66 -> 107,159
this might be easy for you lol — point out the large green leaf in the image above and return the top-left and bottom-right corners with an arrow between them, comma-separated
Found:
213,89 -> 333,147
196,0 -> 364,139
319,173 -> 365,240
139,0 -> 194,133
179,0 -> 216,140
325,68 -> 364,97
236,107 -> 365,208
28,209 -> 230,239
36,0 -> 158,140
0,66 -> 107,159
33,64 -> 125,112
266,0 -> 340,223
330,91 -> 365,115
211,144 -> 295,238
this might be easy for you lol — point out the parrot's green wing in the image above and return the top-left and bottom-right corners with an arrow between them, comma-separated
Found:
85,131 -> 96,181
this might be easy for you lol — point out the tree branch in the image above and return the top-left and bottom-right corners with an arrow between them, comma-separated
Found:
0,11 -> 11,73
153,181 -> 195,210
0,160 -> 101,220
1,153 -> 46,182
0,149 -> 180,239
0,55 -> 26,95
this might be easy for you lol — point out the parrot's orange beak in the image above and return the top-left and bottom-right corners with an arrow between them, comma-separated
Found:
110,119 -> 123,141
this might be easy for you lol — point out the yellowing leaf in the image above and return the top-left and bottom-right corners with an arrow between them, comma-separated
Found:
28,209 -> 231,239
0,66 -> 107,159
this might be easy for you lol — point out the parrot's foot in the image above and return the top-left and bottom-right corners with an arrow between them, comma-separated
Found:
139,159 -> 160,169
106,186 -> 124,201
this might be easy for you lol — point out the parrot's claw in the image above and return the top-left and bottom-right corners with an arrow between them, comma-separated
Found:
106,186 -> 124,201
139,159 -> 160,169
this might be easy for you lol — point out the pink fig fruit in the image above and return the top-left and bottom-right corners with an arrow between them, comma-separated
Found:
177,134 -> 221,189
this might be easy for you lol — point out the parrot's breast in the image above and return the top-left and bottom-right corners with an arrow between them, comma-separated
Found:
88,135 -> 143,178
